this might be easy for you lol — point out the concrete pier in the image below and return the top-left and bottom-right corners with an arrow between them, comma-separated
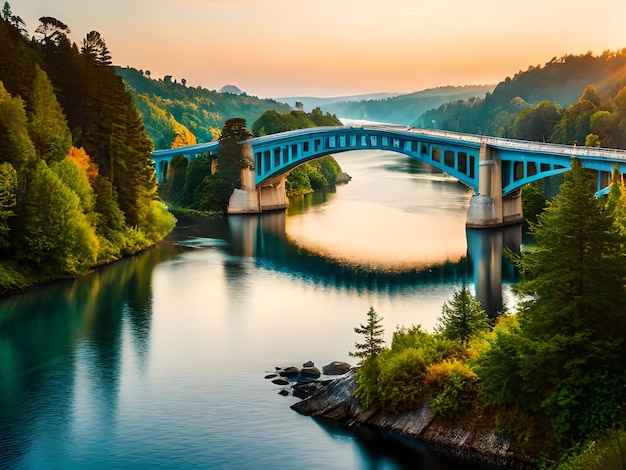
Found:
228,143 -> 287,214
466,140 -> 523,228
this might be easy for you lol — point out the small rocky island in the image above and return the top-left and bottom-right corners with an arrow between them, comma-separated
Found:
266,361 -> 531,469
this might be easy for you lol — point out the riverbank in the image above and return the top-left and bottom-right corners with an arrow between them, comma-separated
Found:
291,369 -> 534,469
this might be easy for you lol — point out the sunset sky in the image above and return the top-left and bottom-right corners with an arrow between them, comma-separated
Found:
13,0 -> 626,98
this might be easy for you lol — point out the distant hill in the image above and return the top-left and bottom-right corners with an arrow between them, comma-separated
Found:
275,93 -> 404,112
219,84 -> 243,95
115,67 -> 291,149
305,86 -> 495,126
414,50 -> 626,136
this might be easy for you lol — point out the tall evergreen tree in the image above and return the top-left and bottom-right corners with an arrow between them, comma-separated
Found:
489,158 -> 626,443
27,65 -> 72,163
350,306 -> 386,363
435,285 -> 491,346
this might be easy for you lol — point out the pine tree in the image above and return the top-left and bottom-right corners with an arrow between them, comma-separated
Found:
435,285 -> 490,346
510,158 -> 626,443
349,306 -> 386,363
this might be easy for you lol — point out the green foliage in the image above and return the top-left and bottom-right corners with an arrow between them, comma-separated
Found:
0,161 -> 16,249
116,66 -> 291,147
557,429 -> 626,469
27,65 -> 71,163
477,159 -> 626,445
521,182 -> 547,224
21,162 -> 99,276
0,81 -> 37,173
349,306 -> 386,363
353,324 -> 464,412
424,360 -> 480,419
415,50 -> 626,144
0,11 -> 174,291
434,285 -> 491,346
513,100 -> 561,142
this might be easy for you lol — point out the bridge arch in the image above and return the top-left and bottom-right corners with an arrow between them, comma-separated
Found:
250,126 -> 480,192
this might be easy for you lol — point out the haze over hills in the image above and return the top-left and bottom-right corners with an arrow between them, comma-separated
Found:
278,86 -> 495,126
274,93 -> 405,112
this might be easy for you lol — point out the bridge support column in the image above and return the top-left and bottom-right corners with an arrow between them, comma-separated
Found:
227,143 -> 288,214
466,141 -> 524,228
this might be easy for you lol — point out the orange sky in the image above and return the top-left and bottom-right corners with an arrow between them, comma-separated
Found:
14,0 -> 626,98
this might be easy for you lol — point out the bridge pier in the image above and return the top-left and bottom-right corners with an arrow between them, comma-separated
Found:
227,143 -> 288,214
466,140 -> 523,228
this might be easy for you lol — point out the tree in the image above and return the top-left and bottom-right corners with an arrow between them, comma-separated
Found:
35,16 -> 70,47
1,2 -> 26,36
81,30 -> 112,66
349,306 -> 386,363
27,65 -> 72,163
21,162 -> 99,276
513,100 -> 561,142
0,161 -> 16,249
435,285 -> 491,346
505,158 -> 626,443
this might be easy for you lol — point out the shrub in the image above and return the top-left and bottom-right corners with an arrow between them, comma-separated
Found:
424,360 -> 479,419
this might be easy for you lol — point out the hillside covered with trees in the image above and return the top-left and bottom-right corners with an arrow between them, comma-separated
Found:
0,4 -> 174,294
115,66 -> 292,150
415,50 -> 626,148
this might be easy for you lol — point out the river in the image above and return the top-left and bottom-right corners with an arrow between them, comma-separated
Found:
0,149 -> 523,469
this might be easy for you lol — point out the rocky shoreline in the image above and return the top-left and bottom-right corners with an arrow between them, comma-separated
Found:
270,364 -> 534,469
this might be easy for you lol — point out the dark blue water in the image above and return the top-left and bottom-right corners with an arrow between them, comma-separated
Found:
0,150 -> 519,469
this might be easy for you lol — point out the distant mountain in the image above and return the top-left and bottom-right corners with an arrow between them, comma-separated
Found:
301,86 -> 495,126
274,93 -> 404,112
115,67 -> 291,149
219,84 -> 243,95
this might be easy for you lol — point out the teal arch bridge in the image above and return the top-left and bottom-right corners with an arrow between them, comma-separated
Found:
152,124 -> 626,228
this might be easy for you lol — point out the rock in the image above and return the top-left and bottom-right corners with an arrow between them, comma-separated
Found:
291,370 -> 528,468
292,380 -> 332,399
272,378 -> 290,386
322,361 -> 351,375
279,366 -> 300,378
303,360 -> 315,368
278,389 -> 289,396
264,373 -> 278,379
300,367 -> 321,380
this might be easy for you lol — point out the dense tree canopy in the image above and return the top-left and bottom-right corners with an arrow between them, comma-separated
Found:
0,5 -> 174,293
476,159 -> 626,444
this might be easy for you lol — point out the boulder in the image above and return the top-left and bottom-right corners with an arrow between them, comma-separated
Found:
322,361 -> 351,375
292,380 -> 332,399
303,360 -> 315,368
279,366 -> 300,378
300,367 -> 321,380
272,378 -> 290,386
264,373 -> 278,379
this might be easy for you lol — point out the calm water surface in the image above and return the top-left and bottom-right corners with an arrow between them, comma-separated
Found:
0,150 -> 520,469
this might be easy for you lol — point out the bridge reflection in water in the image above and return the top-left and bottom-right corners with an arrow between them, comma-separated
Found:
227,212 -> 522,318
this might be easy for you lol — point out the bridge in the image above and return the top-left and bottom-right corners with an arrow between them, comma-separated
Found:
152,124 -> 626,228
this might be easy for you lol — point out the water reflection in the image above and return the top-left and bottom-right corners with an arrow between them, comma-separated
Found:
222,211 -> 520,317
467,225 -> 522,317
0,246 -> 175,468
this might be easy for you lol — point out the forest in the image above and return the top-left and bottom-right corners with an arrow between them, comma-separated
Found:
115,66 -> 292,149
0,5 -> 175,294
416,50 -> 626,149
